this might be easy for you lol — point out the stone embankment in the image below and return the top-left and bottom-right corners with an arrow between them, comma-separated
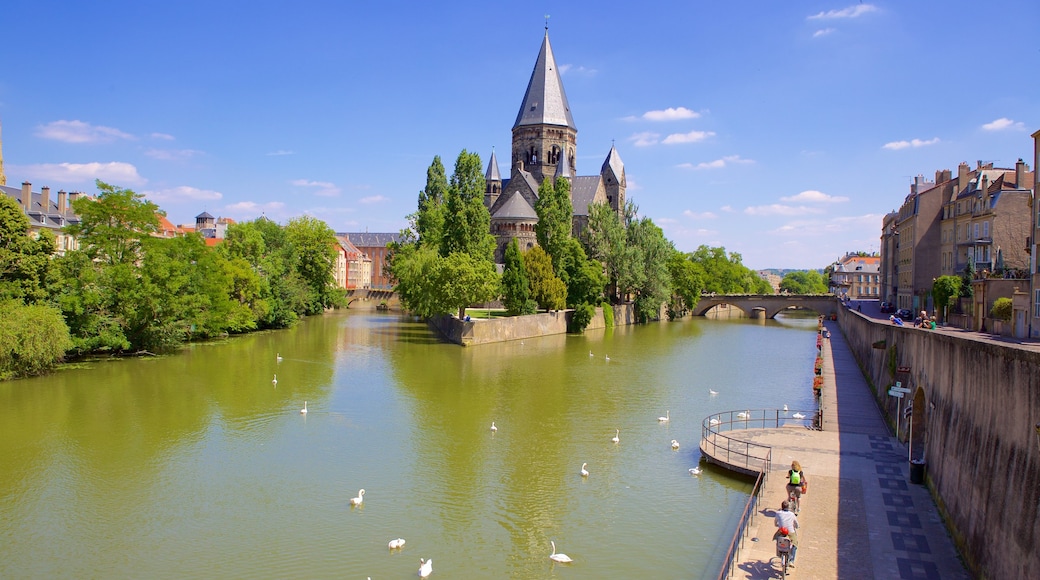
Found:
430,305 -> 637,346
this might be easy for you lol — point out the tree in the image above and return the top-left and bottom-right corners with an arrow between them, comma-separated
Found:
524,246 -> 566,311
285,215 -> 340,315
0,195 -> 55,304
584,201 -> 632,303
960,258 -> 975,299
388,244 -> 444,318
667,249 -> 704,318
535,176 -> 573,275
780,270 -> 828,294
415,156 -> 448,249
558,237 -> 605,307
66,180 -> 160,266
626,217 -> 672,322
0,300 -> 72,379
437,252 -> 499,319
690,245 -> 772,294
440,150 -> 495,261
501,238 -> 535,315
930,275 -> 961,323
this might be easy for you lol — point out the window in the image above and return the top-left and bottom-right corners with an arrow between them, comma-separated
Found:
974,223 -> 979,239
983,221 -> 989,238
1035,289 -> 1040,318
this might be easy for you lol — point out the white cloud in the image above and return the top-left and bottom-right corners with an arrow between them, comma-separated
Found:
981,118 -> 1025,132
882,137 -> 940,150
144,148 -> 204,161
13,161 -> 145,185
143,186 -> 223,202
266,150 -> 295,156
720,205 -> 734,212
629,131 -> 661,147
662,130 -> 715,145
781,190 -> 849,203
807,4 -> 877,19
679,155 -> 754,170
558,64 -> 597,76
222,201 -> 286,218
35,120 -> 135,144
642,107 -> 700,121
682,210 -> 718,219
291,178 -> 341,197
359,195 -> 388,204
813,28 -> 835,38
151,132 -> 175,141
656,217 -> 678,225
744,204 -> 825,217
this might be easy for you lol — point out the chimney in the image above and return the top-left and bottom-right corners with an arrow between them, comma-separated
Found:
69,191 -> 80,207
58,190 -> 67,213
1016,158 -> 1026,189
958,162 -> 970,191
41,187 -> 51,213
20,182 -> 31,213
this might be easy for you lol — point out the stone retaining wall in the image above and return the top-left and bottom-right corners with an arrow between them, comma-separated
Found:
430,304 -> 637,346
837,307 -> 1040,579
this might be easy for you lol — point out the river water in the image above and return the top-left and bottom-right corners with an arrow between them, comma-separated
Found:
0,310 -> 819,579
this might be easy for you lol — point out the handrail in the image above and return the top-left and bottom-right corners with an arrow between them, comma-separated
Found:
715,449 -> 770,580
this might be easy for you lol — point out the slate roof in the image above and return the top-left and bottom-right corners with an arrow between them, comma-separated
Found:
0,184 -> 82,230
601,145 -> 624,179
513,31 -> 576,130
492,191 -> 537,220
485,150 -> 501,182
570,176 -> 601,217
338,232 -> 401,248
196,211 -> 214,219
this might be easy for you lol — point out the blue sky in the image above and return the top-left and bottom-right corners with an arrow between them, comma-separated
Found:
3,1 -> 1039,269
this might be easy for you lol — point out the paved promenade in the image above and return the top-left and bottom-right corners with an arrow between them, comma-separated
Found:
723,319 -> 970,579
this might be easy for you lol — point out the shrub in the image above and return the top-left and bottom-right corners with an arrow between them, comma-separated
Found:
0,301 -> 73,380
990,297 -> 1012,321
602,303 -> 614,328
569,303 -> 595,333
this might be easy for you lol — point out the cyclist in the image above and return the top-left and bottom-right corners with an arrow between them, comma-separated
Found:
786,460 -> 806,513
774,499 -> 800,568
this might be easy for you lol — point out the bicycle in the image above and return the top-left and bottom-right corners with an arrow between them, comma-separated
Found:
786,485 -> 801,514
775,535 -> 793,579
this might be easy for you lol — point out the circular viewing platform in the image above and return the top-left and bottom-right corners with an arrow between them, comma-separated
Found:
698,408 -> 821,477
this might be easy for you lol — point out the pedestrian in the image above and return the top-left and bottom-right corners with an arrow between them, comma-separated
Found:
774,499 -> 800,567
786,460 -> 807,512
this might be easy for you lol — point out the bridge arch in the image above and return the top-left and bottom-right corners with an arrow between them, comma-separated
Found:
691,295 -> 839,319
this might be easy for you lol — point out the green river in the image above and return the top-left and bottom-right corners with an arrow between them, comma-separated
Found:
0,310 -> 820,579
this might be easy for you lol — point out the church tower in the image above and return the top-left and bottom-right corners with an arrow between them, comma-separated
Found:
511,29 -> 577,184
601,144 -> 626,214
484,148 -> 502,208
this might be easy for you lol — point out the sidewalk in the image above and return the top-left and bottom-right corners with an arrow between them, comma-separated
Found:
725,319 -> 970,579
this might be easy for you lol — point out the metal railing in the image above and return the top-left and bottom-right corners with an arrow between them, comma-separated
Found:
715,451 -> 770,580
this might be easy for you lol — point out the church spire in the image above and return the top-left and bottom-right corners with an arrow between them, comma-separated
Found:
513,31 -> 576,131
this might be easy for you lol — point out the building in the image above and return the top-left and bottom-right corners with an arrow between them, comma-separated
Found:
892,174 -> 942,313
338,232 -> 400,290
880,211 -> 899,305
334,236 -> 372,290
830,254 -> 880,299
1031,130 -> 1040,338
0,181 -> 84,256
483,29 -> 627,262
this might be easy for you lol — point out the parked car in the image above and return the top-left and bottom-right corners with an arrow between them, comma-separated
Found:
896,308 -> 914,321
880,302 -> 895,314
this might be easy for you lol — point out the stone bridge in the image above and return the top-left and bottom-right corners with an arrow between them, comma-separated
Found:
692,294 -> 839,319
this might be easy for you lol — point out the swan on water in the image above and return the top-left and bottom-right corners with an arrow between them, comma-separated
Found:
671,439 -> 680,450
418,557 -> 433,578
490,421 -> 498,432
580,462 -> 589,477
389,538 -> 406,549
783,404 -> 789,412
611,429 -> 620,444
350,489 -> 365,506
792,412 -> 806,419
549,540 -> 573,563
658,410 -> 670,423
605,354 -> 610,362
300,401 -> 307,414
276,353 -> 283,362
709,418 -> 721,426
737,410 -> 749,420
272,374 -> 278,385
708,389 -> 719,396
589,350 -> 594,357
690,466 -> 703,475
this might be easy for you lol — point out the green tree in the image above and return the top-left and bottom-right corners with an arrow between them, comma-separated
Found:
583,201 -> 631,303
558,237 -> 605,307
285,215 -> 340,314
524,246 -> 566,311
667,249 -> 705,318
0,195 -> 55,304
66,180 -> 160,265
690,245 -> 771,294
780,270 -> 828,294
388,244 -> 443,318
930,275 -> 962,323
415,156 -> 448,249
991,297 -> 1012,321
441,150 -> 495,261
437,252 -> 499,319
0,300 -> 73,379
626,216 -> 673,322
501,238 -> 535,315
535,176 -> 573,275
960,258 -> 975,299
52,250 -> 130,353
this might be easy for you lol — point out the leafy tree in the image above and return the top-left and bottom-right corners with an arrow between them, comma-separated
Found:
441,150 -> 495,261
667,249 -> 704,318
583,201 -> 632,303
960,258 -> 975,299
66,180 -> 160,265
388,244 -> 443,318
689,245 -> 772,294
626,216 -> 672,322
0,300 -> 72,379
52,250 -> 131,353
437,252 -> 499,319
524,246 -> 566,311
780,270 -> 828,294
569,302 -> 595,333
930,275 -> 961,322
0,195 -> 55,304
415,156 -> 448,249
501,238 -> 535,315
535,176 -> 573,275
558,237 -> 605,307
285,215 -> 340,314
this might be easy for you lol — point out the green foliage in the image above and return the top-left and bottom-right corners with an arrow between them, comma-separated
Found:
66,180 -> 160,265
437,252 -> 500,318
569,302 -> 595,333
524,246 -> 567,311
931,276 -> 962,319
285,215 -> 339,314
535,176 -> 573,275
960,259 -> 975,298
602,303 -> 614,328
990,297 -> 1012,321
558,238 -> 605,307
689,245 -> 771,294
0,300 -> 73,379
666,248 -> 704,318
440,150 -> 495,261
626,216 -> 672,322
583,201 -> 630,303
0,195 -> 55,304
501,238 -> 534,315
415,156 -> 447,249
389,246 -> 499,318
388,244 -> 444,317
779,270 -> 829,294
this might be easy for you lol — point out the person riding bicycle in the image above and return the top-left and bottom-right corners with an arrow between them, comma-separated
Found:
774,499 -> 800,567
786,460 -> 807,513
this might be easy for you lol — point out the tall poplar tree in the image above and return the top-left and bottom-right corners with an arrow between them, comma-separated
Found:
440,150 -> 495,261
501,238 -> 534,315
416,156 -> 447,249
535,176 -> 573,276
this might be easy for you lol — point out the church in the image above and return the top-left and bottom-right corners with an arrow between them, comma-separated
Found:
483,29 -> 627,263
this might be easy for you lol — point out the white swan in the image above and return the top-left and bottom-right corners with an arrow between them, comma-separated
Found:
604,354 -> 610,362
792,412 -> 806,419
389,538 -> 406,549
300,401 -> 307,414
350,489 -> 365,506
658,410 -> 670,423
549,540 -> 573,563
490,421 -> 497,432
580,462 -> 589,477
418,557 -> 433,578
737,410 -> 750,420
671,439 -> 680,450
272,374 -> 278,385
611,429 -> 620,444
690,466 -> 702,475
709,418 -> 721,426
589,350 -> 594,357
276,353 -> 283,362
709,388 -> 719,396
783,404 -> 789,412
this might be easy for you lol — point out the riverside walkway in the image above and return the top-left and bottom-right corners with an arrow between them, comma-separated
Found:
704,319 -> 970,579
